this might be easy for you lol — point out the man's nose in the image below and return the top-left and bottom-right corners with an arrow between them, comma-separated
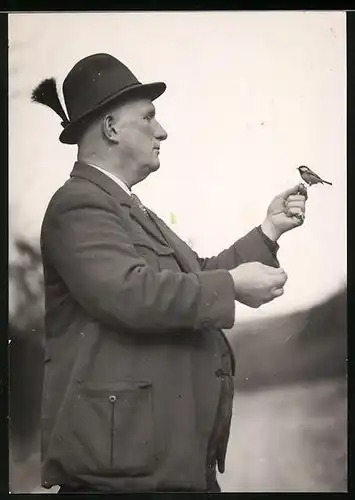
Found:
155,121 -> 168,141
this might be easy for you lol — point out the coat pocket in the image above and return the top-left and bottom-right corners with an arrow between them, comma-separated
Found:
56,380 -> 155,477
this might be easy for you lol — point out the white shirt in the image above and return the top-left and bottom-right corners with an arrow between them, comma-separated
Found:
88,163 -> 132,196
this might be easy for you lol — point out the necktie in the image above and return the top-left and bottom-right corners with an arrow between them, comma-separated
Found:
130,194 -> 172,248
130,193 -> 149,216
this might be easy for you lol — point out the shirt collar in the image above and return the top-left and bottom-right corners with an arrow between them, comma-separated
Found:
87,163 -> 132,196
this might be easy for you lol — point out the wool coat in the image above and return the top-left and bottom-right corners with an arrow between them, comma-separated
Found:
40,162 -> 279,492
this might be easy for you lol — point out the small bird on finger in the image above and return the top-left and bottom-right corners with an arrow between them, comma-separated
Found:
297,166 -> 332,186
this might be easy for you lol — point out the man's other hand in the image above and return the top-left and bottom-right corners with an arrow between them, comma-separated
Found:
229,262 -> 288,308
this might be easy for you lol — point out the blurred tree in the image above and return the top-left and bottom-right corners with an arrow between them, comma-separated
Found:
9,239 -> 45,462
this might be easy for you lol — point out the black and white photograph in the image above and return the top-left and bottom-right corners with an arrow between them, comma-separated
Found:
8,11 -> 347,493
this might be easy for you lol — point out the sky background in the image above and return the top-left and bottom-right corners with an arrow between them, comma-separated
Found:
8,11 -> 346,320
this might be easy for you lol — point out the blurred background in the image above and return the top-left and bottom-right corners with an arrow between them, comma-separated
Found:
9,11 -> 347,493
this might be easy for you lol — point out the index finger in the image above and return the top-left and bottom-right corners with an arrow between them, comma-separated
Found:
286,195 -> 307,202
280,183 -> 308,200
265,266 -> 286,275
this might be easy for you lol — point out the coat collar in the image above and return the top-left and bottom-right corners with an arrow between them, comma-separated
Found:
71,161 -> 133,205
70,162 -> 168,246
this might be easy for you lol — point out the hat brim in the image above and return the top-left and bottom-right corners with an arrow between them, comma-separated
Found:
59,81 -> 166,145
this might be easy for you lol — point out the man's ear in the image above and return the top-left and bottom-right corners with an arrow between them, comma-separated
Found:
102,114 -> 119,143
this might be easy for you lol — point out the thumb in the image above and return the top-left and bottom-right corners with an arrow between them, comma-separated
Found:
279,184 -> 307,199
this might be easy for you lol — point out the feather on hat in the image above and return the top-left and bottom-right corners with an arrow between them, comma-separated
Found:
31,78 -> 69,127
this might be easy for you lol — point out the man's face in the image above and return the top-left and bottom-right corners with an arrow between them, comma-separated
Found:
113,98 -> 168,185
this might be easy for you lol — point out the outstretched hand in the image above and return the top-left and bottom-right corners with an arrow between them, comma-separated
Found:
261,183 -> 308,242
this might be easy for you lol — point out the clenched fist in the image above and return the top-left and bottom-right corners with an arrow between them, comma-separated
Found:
229,262 -> 288,308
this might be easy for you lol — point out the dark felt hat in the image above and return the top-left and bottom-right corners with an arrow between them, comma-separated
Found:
31,53 -> 166,144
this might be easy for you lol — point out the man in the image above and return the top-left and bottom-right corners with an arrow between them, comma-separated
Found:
33,53 -> 306,493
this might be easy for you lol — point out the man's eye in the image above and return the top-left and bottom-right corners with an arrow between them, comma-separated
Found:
144,116 -> 152,122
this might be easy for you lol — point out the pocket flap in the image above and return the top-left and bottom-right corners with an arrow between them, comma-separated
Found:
132,238 -> 175,256
82,380 -> 152,396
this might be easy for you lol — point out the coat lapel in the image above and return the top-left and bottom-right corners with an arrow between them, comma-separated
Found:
70,162 -> 200,270
129,205 -> 168,247
70,162 -> 169,247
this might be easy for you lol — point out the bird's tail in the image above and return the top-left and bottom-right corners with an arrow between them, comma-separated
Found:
322,180 -> 332,185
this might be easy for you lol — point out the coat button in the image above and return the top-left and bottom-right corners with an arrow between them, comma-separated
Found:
109,395 -> 117,403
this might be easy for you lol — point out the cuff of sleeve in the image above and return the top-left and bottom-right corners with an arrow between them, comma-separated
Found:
256,225 -> 279,254
233,227 -> 280,268
195,270 -> 235,330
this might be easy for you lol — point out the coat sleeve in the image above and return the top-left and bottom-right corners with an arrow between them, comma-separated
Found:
42,192 -> 236,333
195,226 -> 280,271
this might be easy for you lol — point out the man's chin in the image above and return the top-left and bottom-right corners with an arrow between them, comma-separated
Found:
147,161 -> 160,173
137,163 -> 160,183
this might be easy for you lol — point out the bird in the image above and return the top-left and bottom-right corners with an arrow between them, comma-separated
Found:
297,166 -> 332,186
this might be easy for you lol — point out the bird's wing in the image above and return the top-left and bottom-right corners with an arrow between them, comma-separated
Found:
307,167 -> 323,180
